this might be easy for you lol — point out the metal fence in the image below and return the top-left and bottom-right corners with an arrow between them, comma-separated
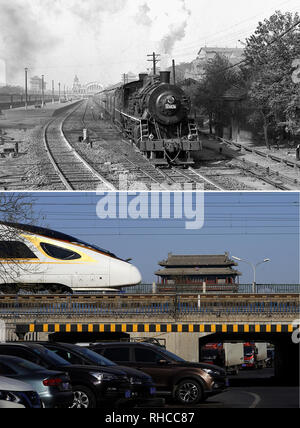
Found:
122,284 -> 300,295
0,295 -> 299,317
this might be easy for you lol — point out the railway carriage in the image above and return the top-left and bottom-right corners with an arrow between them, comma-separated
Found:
0,222 -> 141,294
97,71 -> 202,167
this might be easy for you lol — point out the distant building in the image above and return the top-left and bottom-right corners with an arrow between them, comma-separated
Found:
72,75 -> 103,95
30,76 -> 47,93
185,47 -> 244,81
155,253 -> 241,288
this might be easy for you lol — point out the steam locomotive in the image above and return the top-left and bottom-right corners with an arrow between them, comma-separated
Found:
97,71 -> 202,166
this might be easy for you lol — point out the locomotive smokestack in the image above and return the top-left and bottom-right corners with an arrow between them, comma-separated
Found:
160,71 -> 171,84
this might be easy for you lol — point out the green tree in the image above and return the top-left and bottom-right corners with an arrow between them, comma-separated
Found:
193,54 -> 242,136
244,11 -> 300,148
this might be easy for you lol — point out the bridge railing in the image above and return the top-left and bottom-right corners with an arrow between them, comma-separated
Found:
0,294 -> 299,317
122,284 -> 300,295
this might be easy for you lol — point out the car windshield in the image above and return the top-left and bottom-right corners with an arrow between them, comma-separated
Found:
159,348 -> 186,362
244,347 -> 254,355
74,347 -> 116,367
33,347 -> 71,367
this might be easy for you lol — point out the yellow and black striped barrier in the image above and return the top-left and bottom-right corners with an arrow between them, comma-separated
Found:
16,322 -> 298,335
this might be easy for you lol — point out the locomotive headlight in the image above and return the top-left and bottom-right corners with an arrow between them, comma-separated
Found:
188,134 -> 193,141
167,96 -> 175,104
149,134 -> 154,140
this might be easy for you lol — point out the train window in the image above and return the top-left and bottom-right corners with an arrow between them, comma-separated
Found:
40,243 -> 81,260
0,241 -> 38,259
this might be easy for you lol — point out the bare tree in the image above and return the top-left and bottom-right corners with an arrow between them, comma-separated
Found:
0,193 -> 44,292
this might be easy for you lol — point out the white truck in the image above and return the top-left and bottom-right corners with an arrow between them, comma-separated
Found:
243,343 -> 268,369
200,342 -> 244,375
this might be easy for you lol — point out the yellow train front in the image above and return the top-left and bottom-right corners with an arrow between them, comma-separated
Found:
99,71 -> 202,167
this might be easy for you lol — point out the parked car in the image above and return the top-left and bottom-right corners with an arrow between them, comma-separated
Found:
33,342 -> 161,407
0,343 -> 132,408
0,355 -> 72,408
90,342 -> 228,405
0,376 -> 42,408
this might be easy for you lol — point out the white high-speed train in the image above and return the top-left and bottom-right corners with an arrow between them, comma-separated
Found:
0,222 -> 142,294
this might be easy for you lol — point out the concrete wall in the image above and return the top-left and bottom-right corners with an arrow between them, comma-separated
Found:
130,332 -> 212,362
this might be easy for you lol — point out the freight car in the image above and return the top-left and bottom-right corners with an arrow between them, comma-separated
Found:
97,71 -> 202,167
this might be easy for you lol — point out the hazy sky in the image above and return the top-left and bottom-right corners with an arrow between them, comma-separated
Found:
2,192 -> 297,285
0,0 -> 299,87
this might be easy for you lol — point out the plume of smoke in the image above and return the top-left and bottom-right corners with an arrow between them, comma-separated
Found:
134,3 -> 152,26
134,0 -> 191,55
160,0 -> 191,54
160,21 -> 187,54
64,0 -> 128,28
0,0 -> 60,84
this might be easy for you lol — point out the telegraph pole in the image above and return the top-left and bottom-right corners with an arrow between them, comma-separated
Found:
147,52 -> 160,75
172,59 -> 176,85
58,82 -> 61,103
52,80 -> 55,104
24,68 -> 28,110
41,75 -> 45,107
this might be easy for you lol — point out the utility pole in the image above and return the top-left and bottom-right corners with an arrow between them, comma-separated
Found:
58,82 -> 61,103
41,75 -> 45,107
24,68 -> 28,110
52,80 -> 55,104
147,52 -> 160,76
122,73 -> 128,85
172,59 -> 176,85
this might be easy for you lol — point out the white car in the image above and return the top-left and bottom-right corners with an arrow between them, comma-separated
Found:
0,376 -> 42,408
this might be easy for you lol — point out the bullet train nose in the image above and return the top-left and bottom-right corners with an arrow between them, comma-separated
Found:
110,259 -> 142,287
131,264 -> 142,285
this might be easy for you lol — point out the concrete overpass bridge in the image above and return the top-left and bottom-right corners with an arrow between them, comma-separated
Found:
1,293 -> 299,380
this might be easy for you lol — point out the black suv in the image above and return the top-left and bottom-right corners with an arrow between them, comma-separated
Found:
90,342 -> 228,405
0,343 -> 132,408
34,342 -> 162,407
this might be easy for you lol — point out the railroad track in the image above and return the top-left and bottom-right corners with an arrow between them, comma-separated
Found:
65,99 -> 228,191
161,167 -> 225,191
43,101 -> 116,191
215,136 -> 299,190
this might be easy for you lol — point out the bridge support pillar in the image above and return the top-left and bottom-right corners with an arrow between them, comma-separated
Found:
274,340 -> 299,383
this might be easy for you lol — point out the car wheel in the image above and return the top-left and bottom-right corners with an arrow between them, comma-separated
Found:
175,379 -> 204,405
70,386 -> 96,409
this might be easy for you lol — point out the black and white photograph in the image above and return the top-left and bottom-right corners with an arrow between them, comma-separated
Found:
0,0 -> 299,413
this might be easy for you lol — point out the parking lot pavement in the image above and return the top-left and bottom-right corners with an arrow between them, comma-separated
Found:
165,369 -> 299,409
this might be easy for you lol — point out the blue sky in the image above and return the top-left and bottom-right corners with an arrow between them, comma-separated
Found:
15,191 -> 300,285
